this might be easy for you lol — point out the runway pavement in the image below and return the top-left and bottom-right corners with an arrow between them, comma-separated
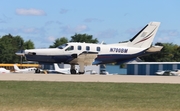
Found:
0,73 -> 180,84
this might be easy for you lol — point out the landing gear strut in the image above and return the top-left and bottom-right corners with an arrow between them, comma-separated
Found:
70,64 -> 85,74
70,65 -> 76,74
78,63 -> 85,74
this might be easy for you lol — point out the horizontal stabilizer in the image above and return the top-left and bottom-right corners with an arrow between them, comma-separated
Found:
146,46 -> 163,53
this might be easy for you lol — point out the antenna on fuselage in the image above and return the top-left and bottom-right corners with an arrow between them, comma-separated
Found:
100,41 -> 104,44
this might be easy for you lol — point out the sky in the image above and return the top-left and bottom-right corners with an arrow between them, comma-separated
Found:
0,0 -> 180,48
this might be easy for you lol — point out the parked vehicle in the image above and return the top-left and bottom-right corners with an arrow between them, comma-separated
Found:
156,69 -> 180,76
155,70 -> 171,76
170,69 -> 180,76
100,69 -> 109,75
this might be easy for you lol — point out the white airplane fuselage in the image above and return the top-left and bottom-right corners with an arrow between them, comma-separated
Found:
47,63 -> 70,74
0,68 -> 10,73
21,22 -> 162,74
24,43 -> 147,65
13,64 -> 36,73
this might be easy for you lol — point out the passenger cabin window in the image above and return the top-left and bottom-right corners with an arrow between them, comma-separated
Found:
65,46 -> 74,51
86,46 -> 90,51
97,47 -> 100,51
78,46 -> 81,50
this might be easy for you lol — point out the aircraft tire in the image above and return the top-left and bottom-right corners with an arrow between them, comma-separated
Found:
35,69 -> 40,73
70,69 -> 76,74
79,72 -> 84,74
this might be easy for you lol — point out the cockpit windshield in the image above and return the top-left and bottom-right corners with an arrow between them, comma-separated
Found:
57,44 -> 68,49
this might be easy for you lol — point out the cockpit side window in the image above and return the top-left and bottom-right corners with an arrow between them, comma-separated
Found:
57,44 -> 68,49
65,46 -> 74,51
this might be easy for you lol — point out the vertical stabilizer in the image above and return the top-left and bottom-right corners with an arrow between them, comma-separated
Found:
128,22 -> 160,48
54,63 -> 61,71
13,64 -> 20,71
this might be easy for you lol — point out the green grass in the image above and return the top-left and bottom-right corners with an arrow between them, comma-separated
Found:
0,81 -> 180,111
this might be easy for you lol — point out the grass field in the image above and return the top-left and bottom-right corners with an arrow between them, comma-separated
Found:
0,81 -> 180,111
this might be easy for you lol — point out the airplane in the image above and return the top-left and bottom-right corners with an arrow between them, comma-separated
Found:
47,63 -> 70,74
155,69 -> 180,76
13,64 -> 36,73
0,68 -> 10,73
155,70 -> 170,76
156,69 -> 180,76
16,22 -> 163,74
170,69 -> 180,76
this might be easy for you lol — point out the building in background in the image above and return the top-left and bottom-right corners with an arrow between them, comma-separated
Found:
127,62 -> 180,75
39,62 -> 100,74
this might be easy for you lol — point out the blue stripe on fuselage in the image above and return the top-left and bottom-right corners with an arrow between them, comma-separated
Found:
25,55 -> 73,63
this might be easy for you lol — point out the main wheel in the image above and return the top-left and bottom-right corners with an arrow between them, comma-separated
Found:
79,71 -> 85,74
35,68 -> 40,73
70,69 -> 76,74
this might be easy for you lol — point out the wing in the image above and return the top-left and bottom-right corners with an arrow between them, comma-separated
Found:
70,51 -> 98,65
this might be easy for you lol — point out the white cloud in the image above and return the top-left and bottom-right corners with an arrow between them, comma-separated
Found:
0,27 -> 45,35
153,29 -> 180,44
61,25 -> 89,34
95,29 -> 118,39
159,29 -> 179,37
156,36 -> 171,43
47,36 -> 56,42
45,21 -> 61,26
75,25 -> 88,32
23,28 -> 36,33
16,8 -> 46,16
126,28 -> 180,38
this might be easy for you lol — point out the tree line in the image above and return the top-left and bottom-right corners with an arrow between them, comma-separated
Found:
49,33 -> 98,48
0,33 -> 179,63
0,34 -> 34,63
140,42 -> 180,62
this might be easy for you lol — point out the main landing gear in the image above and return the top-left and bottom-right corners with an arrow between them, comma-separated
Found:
70,64 -> 85,74
70,65 -> 77,74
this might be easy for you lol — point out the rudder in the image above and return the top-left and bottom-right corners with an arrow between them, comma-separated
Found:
54,63 -> 61,70
13,64 -> 20,71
